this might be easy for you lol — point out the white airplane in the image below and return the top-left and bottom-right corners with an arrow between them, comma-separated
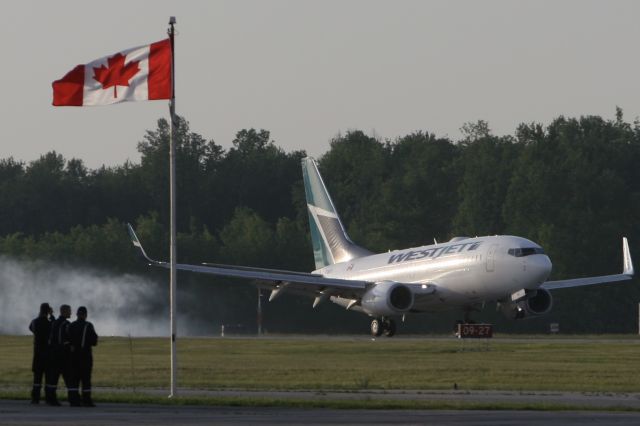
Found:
128,157 -> 635,336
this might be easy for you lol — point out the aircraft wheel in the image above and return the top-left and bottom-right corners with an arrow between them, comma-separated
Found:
370,318 -> 383,337
383,319 -> 396,337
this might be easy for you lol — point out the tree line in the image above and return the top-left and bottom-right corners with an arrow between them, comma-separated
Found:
1,109 -> 639,333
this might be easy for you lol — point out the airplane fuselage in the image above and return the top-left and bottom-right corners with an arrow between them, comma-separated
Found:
316,235 -> 552,312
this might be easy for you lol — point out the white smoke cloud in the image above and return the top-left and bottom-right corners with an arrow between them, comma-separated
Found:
0,256 -> 176,336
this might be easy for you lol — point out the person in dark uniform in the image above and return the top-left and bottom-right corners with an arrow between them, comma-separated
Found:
45,304 -> 72,406
28,303 -> 54,404
68,306 -> 98,407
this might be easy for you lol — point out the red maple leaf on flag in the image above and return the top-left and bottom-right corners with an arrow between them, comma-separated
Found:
93,53 -> 141,98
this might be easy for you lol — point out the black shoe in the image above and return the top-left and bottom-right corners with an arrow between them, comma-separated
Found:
68,391 -> 82,407
83,401 -> 95,407
46,399 -> 61,407
30,399 -> 39,405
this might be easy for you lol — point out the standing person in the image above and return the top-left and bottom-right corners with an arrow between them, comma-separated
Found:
68,306 -> 98,407
28,303 -> 54,404
45,304 -> 72,406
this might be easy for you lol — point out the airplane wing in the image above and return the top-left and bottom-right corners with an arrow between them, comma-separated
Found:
541,237 -> 634,290
127,224 -> 369,294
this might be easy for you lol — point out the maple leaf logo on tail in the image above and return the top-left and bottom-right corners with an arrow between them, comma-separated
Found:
93,53 -> 141,98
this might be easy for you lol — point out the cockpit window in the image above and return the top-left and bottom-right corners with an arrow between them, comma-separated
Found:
508,247 -> 545,257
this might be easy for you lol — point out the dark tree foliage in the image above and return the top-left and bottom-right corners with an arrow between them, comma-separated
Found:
318,131 -> 388,250
453,123 -> 521,236
1,111 -> 639,333
383,132 -> 460,247
137,116 -> 225,231
209,129 -> 306,226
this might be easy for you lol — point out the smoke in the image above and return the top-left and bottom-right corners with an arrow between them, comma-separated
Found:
0,256 -> 180,336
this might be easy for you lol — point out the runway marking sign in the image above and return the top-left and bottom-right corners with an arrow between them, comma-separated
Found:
456,323 -> 493,339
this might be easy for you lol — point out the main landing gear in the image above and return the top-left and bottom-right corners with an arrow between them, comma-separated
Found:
370,317 -> 396,337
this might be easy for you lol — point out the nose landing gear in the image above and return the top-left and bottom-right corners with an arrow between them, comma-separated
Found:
370,317 -> 397,337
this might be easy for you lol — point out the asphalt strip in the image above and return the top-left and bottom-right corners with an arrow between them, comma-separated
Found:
2,400 -> 640,426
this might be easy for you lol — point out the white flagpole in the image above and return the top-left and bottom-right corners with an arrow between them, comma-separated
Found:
168,16 -> 178,398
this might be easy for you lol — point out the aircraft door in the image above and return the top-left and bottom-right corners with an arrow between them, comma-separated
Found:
486,244 -> 498,272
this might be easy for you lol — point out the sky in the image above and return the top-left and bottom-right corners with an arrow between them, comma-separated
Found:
3,0 -> 640,168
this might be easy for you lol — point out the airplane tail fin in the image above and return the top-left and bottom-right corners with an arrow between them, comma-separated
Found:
301,157 -> 372,270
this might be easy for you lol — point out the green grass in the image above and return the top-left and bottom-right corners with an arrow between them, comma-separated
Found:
3,335 -> 640,393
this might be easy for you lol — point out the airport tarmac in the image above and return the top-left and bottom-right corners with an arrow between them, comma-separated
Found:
83,387 -> 640,410
1,400 -> 640,426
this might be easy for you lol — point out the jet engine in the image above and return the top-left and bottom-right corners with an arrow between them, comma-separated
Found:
360,281 -> 414,316
501,288 -> 553,320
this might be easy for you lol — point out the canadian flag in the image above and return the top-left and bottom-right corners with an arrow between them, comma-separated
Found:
52,39 -> 172,106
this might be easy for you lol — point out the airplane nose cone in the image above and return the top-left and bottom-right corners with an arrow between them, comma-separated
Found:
530,255 -> 552,284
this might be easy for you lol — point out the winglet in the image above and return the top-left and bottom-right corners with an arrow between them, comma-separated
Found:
623,237 -> 634,276
126,223 -> 163,266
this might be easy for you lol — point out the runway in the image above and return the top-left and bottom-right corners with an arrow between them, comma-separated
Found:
195,334 -> 640,344
1,400 -> 640,426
